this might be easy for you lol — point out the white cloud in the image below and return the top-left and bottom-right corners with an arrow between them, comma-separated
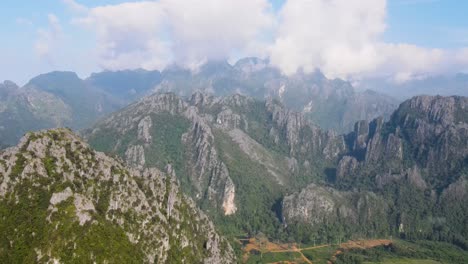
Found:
35,14 -> 62,61
162,0 -> 273,65
75,1 -> 170,70
268,0 -> 468,82
66,0 -> 468,81
74,0 -> 273,71
269,0 -> 386,78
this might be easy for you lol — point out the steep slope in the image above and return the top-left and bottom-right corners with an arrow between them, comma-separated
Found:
0,128 -> 234,263
283,95 -> 468,247
85,92 -> 345,236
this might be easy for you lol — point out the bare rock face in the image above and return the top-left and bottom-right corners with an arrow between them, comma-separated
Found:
338,95 -> 468,191
222,178 -> 237,215
282,184 -> 339,225
86,92 -> 237,216
0,129 -> 235,263
125,144 -> 146,168
182,103 -> 237,215
282,184 -> 387,229
336,156 -> 358,180
314,95 -> 468,240
137,116 -> 152,144
265,98 -> 346,160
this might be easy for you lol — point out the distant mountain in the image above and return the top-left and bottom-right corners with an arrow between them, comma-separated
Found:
154,58 -> 399,132
86,69 -> 162,101
0,80 -> 71,147
360,73 -> 468,100
1,59 -> 397,147
25,71 -> 124,129
0,71 -> 155,148
0,128 -> 234,263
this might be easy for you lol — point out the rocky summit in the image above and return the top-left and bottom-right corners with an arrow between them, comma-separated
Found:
0,128 -> 235,263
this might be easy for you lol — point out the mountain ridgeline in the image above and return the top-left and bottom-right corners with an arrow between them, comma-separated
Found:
85,92 -> 468,249
0,58 -> 398,148
84,92 -> 346,235
0,70 -> 162,148
0,129 -> 234,263
154,58 -> 398,132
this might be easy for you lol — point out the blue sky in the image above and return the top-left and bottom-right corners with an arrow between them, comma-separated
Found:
1,0 -> 467,84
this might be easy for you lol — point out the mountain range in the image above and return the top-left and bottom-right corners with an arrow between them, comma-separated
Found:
85,92 -> 468,252
1,58 -> 467,263
1,58 -> 400,147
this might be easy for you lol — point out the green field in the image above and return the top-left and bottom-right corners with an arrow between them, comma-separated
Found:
364,259 -> 440,264
301,246 -> 338,264
335,240 -> 468,264
246,251 -> 302,263
242,239 -> 468,264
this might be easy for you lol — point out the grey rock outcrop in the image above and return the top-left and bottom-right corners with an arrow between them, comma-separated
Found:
282,184 -> 387,229
0,129 -> 235,263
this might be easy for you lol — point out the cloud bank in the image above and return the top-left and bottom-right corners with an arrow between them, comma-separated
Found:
66,0 -> 468,82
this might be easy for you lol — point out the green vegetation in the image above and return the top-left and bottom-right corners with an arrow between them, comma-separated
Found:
302,246 -> 339,264
10,153 -> 26,179
246,251 -> 302,264
335,240 -> 468,264
212,130 -> 285,238
0,175 -> 143,263
145,113 -> 190,176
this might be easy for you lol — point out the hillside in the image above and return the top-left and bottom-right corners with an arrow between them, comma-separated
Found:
286,95 -> 468,248
0,128 -> 235,263
86,93 -> 468,253
84,92 -> 346,237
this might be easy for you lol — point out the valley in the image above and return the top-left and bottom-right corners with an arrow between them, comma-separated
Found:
241,237 -> 468,264
2,1 -> 468,263
1,86 -> 467,263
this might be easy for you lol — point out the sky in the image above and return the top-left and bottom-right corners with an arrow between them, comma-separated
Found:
1,0 -> 468,85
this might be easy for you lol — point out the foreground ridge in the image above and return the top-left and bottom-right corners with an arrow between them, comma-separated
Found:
0,128 -> 235,263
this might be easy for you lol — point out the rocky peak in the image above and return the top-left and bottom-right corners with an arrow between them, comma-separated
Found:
1,80 -> 19,90
139,92 -> 187,115
233,57 -> 269,73
0,128 -> 235,263
0,81 -> 17,100
189,91 -> 215,107
396,95 -> 468,126
220,93 -> 255,108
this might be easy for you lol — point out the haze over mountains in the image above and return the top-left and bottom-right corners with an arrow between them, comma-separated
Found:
3,57 -> 467,149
